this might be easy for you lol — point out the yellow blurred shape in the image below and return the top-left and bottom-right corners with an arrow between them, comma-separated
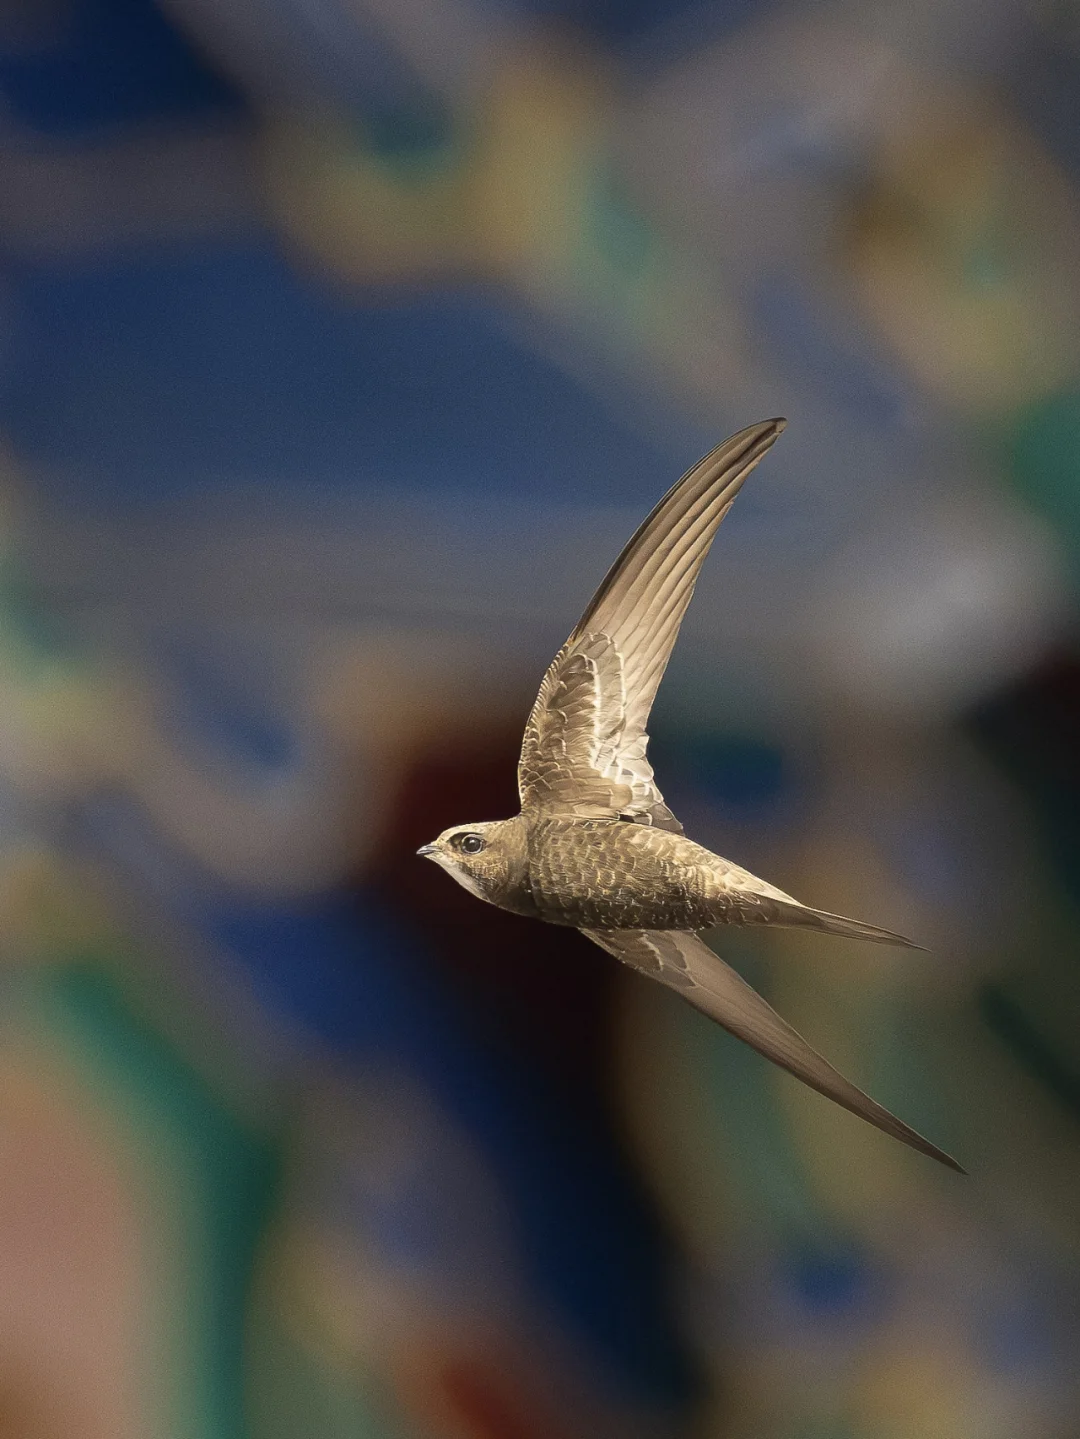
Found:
260,38 -> 611,291
848,92 -> 1080,412
855,1341 -> 1012,1439
0,849 -> 119,967
261,110 -> 473,282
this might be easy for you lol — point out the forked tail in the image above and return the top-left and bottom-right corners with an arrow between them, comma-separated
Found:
776,901 -> 925,950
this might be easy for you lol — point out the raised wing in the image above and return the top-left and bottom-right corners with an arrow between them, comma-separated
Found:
583,928 -> 963,1172
518,420 -> 785,831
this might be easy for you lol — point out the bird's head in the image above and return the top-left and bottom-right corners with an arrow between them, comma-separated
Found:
416,818 -> 527,905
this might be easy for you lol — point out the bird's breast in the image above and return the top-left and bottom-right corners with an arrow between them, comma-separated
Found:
526,817 -> 718,930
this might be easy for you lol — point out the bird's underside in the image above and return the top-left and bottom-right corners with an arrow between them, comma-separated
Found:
421,419 -> 965,1173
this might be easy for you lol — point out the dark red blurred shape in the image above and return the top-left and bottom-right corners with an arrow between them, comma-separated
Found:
365,723 -> 618,1097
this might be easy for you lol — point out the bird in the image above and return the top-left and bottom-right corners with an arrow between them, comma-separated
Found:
418,419 -> 963,1172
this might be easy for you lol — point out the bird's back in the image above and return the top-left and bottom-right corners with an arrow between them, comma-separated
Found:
525,815 -> 726,930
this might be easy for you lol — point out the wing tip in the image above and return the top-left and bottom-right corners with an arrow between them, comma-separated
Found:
921,1140 -> 967,1175
745,417 -> 787,450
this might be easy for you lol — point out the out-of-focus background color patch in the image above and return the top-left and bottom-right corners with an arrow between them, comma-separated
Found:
0,0 -> 1079,1434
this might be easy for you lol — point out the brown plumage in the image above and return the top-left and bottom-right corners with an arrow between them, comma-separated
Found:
418,420 -> 964,1173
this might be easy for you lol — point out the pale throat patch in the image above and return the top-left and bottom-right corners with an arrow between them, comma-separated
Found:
430,852 -> 489,903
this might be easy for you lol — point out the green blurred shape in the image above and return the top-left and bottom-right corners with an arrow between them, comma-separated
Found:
586,162 -> 654,280
1009,389 -> 1080,554
363,100 -> 459,177
247,1295 -> 409,1439
26,957 -> 281,1439
23,953 -> 410,1439
678,944 -> 841,1245
0,555 -> 87,680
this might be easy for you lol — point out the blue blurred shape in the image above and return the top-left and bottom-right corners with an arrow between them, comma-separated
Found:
150,636 -> 297,773
785,1239 -> 878,1323
650,729 -> 794,815
690,733 -> 789,809
499,0 -> 761,45
209,889 -> 698,1406
209,890 -> 448,1061
753,273 -> 923,437
1,241 -> 683,504
0,0 -> 242,135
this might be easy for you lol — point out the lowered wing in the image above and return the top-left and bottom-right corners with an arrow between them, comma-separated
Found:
583,927 -> 963,1172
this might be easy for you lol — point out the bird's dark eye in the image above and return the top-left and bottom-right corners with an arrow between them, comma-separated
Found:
459,833 -> 485,855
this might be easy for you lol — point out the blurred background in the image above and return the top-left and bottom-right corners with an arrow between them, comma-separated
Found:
1,0 -> 1080,1434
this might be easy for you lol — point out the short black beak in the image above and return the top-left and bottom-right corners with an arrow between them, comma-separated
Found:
416,844 -> 437,858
